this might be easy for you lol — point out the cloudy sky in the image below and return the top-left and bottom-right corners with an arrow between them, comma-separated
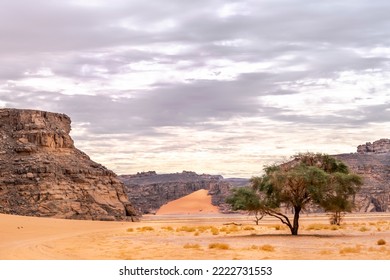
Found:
1,0 -> 389,177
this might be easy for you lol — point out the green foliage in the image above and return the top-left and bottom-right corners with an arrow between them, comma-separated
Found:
226,187 -> 261,211
226,187 -> 265,224
227,152 -> 363,235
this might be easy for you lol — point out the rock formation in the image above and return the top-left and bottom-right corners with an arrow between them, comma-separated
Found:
119,171 -> 248,214
357,139 -> 390,154
0,108 -> 138,221
335,139 -> 390,212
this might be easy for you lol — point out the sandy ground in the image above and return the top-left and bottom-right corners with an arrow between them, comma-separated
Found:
156,189 -> 219,215
1,190 -> 390,260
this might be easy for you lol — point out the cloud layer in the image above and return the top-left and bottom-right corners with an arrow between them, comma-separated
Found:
1,0 -> 390,177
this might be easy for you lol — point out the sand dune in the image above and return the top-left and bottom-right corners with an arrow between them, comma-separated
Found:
156,189 -> 220,215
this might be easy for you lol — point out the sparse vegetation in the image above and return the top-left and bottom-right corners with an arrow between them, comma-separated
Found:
306,224 -> 330,230
243,226 -> 255,231
274,225 -> 282,230
209,243 -> 230,250
377,239 -> 386,246
359,226 -> 369,232
210,227 -> 219,235
339,245 -> 362,254
330,225 -> 339,231
260,244 -> 275,252
162,226 -> 174,231
227,153 -> 362,235
183,243 -> 201,249
220,225 -> 240,234
176,226 -> 196,232
137,226 -> 154,232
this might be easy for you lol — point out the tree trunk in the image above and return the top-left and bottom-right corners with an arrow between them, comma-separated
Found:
291,206 -> 301,235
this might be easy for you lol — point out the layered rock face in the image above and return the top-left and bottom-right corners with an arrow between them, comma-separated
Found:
120,171 -> 248,214
0,108 -> 138,221
357,139 -> 390,154
335,139 -> 390,212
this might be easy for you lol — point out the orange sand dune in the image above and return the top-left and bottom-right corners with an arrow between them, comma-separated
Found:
156,189 -> 219,215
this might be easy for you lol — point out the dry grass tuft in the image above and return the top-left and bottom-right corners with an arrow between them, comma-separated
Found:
260,244 -> 275,252
306,224 -> 330,230
126,228 -> 134,232
220,225 -> 240,234
161,226 -> 174,232
272,224 -> 287,231
209,243 -> 230,250
330,225 -> 339,231
210,227 -> 220,235
197,225 -> 212,233
243,226 -> 255,231
137,226 -> 154,232
176,226 -> 196,232
359,226 -> 369,232
339,245 -> 362,254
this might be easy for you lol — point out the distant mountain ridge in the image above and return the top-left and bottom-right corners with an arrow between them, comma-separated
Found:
119,171 -> 249,214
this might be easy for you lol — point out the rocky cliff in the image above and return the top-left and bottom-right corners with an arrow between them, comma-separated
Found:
0,108 -> 138,221
335,138 -> 390,212
119,171 -> 249,214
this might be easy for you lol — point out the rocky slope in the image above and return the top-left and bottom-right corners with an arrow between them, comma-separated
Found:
119,171 -> 249,214
0,108 -> 138,221
335,139 -> 390,212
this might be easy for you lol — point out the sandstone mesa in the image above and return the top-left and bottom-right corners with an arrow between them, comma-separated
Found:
0,108 -> 138,221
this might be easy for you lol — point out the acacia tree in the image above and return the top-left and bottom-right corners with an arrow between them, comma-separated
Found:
316,172 -> 363,225
227,153 -> 362,235
226,187 -> 265,225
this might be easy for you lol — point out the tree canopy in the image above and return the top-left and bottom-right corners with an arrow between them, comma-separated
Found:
227,153 -> 363,235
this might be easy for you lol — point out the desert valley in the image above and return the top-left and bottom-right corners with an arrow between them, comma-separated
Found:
1,108 -> 390,260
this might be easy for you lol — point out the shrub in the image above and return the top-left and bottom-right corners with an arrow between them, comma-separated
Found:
377,239 -> 386,246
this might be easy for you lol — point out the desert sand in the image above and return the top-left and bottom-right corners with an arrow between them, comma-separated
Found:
1,191 -> 390,260
156,189 -> 219,215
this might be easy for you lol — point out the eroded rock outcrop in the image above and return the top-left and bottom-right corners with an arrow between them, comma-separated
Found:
335,139 -> 390,212
120,171 -> 248,214
0,108 -> 138,221
357,139 -> 390,154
